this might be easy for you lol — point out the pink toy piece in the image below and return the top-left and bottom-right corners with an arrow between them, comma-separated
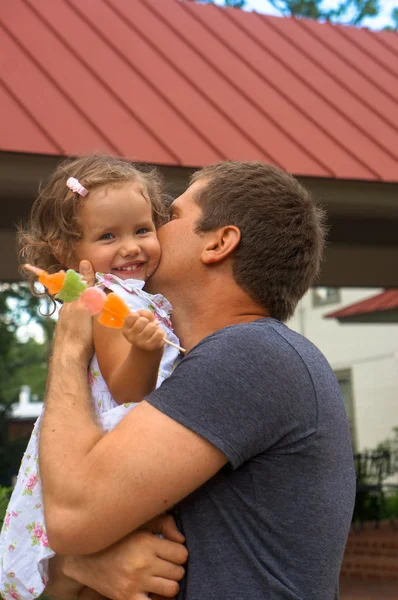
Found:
80,287 -> 107,315
66,177 -> 88,197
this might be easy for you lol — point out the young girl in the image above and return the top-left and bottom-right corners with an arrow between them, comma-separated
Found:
0,156 -> 181,600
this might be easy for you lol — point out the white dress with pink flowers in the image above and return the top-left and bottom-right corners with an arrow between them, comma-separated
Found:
0,274 -> 180,600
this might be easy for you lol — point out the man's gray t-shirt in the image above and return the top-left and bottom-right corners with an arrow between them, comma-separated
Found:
147,318 -> 356,599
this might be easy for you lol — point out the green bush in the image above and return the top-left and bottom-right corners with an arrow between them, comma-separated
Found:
380,489 -> 398,520
0,486 -> 12,529
353,426 -> 398,523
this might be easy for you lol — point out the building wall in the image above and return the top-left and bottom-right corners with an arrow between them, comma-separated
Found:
2,152 -> 398,285
288,288 -> 398,451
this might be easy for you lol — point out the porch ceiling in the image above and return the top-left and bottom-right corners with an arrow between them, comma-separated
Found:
1,152 -> 398,286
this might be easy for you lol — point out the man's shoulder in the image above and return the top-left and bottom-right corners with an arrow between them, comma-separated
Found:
183,318 -> 334,394
193,318 -> 318,360
196,317 -> 281,344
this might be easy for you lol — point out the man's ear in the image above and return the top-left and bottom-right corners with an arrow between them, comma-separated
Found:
201,226 -> 241,265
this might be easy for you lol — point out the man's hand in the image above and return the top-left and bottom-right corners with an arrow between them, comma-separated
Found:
123,310 -> 165,352
52,261 -> 96,366
51,515 -> 187,600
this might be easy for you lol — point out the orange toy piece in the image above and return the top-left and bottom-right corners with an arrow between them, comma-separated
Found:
39,271 -> 66,295
24,264 -> 66,295
98,292 -> 130,329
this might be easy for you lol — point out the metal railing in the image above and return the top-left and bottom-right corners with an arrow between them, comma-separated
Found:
352,450 -> 398,526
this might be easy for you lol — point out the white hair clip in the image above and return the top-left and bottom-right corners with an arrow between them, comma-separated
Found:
66,177 -> 88,197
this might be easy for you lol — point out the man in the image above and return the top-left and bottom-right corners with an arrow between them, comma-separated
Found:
41,161 -> 355,599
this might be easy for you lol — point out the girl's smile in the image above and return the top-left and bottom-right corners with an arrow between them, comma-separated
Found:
74,182 -> 161,281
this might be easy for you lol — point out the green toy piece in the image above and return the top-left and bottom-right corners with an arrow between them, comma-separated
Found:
55,269 -> 87,302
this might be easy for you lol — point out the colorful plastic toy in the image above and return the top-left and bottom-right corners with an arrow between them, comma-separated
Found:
24,264 -> 185,352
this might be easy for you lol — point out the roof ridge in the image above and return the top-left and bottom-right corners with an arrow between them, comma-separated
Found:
296,23 -> 398,163
167,0 -> 336,174
250,13 -> 386,177
293,19 -> 398,154
299,19 -> 398,107
102,0 -> 226,162
260,15 -> 398,167
333,24 -> 398,81
367,29 -> 398,59
326,289 -> 398,319
183,2 -> 337,176
139,0 -> 278,165
219,7 -> 390,177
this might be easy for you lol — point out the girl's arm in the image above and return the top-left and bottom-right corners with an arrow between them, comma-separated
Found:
93,310 -> 165,405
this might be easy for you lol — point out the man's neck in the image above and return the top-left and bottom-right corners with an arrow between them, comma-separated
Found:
171,290 -> 268,353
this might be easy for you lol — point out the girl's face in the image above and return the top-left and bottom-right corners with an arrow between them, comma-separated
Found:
72,181 -> 161,281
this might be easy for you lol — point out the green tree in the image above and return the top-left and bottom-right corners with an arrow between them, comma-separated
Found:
0,486 -> 12,527
0,282 -> 54,405
7,338 -> 49,401
385,6 -> 398,30
376,426 -> 398,458
266,0 -> 381,24
194,0 -> 397,28
196,0 -> 247,7
0,282 -> 54,484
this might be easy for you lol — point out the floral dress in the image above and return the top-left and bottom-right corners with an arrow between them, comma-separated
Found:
0,274 -> 180,600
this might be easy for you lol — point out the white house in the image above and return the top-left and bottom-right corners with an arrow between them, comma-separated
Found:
288,288 -> 398,452
11,385 -> 43,420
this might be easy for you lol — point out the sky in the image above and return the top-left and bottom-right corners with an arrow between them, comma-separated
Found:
226,0 -> 396,29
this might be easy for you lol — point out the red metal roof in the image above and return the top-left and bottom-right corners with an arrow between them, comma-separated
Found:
1,0 -> 398,180
326,290 -> 398,319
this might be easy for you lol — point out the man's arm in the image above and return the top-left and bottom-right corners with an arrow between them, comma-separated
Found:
40,269 -> 227,555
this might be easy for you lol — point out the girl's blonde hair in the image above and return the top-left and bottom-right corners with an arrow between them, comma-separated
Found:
18,155 -> 166,291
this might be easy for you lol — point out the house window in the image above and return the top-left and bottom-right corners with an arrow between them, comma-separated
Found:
312,287 -> 341,308
335,369 -> 357,451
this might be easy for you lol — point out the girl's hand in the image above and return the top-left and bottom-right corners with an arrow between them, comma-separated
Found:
123,310 -> 166,352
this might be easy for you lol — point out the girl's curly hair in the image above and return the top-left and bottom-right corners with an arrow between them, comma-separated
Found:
18,155 -> 167,306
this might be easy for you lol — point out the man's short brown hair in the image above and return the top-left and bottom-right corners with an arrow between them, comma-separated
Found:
191,161 -> 326,322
